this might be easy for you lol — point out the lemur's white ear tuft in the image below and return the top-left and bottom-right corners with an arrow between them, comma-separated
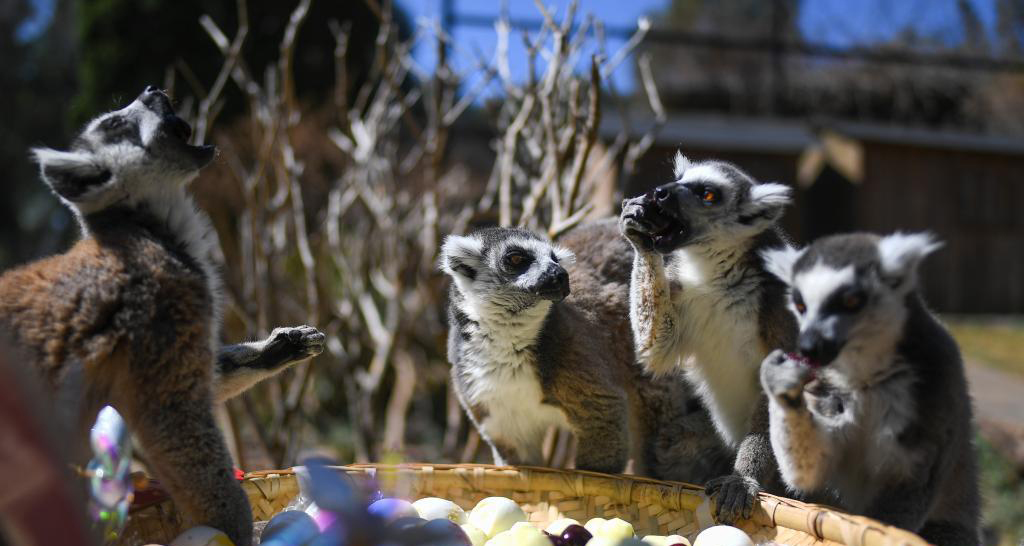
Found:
749,182 -> 793,207
877,232 -> 942,279
32,147 -> 111,202
761,244 -> 803,282
552,245 -> 576,265
739,182 -> 793,228
440,235 -> 485,280
673,151 -> 692,178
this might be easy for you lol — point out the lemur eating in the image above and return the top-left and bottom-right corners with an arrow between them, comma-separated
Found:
0,87 -> 325,545
760,233 -> 980,545
441,225 -> 731,482
617,153 -> 797,522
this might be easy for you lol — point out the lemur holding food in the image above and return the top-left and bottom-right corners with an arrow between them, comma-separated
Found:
441,225 -> 731,482
760,233 -> 980,545
617,153 -> 797,522
0,87 -> 325,545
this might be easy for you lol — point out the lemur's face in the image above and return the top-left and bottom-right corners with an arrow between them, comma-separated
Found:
625,153 -> 791,253
763,233 -> 941,367
441,228 -> 575,310
32,86 -> 215,214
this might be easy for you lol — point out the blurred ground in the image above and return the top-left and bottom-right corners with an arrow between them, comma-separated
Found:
946,317 -> 1024,545
949,318 -> 1024,376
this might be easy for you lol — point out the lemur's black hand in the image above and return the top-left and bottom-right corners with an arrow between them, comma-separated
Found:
258,325 -> 325,369
705,474 -> 760,524
619,197 -> 657,251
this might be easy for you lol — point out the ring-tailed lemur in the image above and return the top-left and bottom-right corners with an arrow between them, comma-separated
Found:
618,153 -> 797,522
0,87 -> 325,545
760,232 -> 979,545
441,225 -> 731,481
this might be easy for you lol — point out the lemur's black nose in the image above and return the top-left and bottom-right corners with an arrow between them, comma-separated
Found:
537,265 -> 570,301
138,86 -> 173,116
651,183 -> 681,210
797,330 -> 840,366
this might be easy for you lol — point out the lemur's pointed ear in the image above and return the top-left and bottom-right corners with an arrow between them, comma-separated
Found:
33,148 -> 111,202
672,151 -> 692,178
761,244 -> 803,282
440,235 -> 485,280
738,182 -> 792,228
877,232 -> 942,286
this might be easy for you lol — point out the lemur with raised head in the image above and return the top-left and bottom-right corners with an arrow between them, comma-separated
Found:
760,232 -> 979,545
0,87 -> 325,545
441,225 -> 731,481
618,153 -> 797,522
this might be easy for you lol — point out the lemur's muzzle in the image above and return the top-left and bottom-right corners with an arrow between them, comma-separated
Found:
797,329 -> 841,367
137,85 -> 216,165
631,182 -> 691,253
535,265 -> 570,301
139,86 -> 175,117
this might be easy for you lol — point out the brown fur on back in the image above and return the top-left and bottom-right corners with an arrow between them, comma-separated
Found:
0,206 -> 251,542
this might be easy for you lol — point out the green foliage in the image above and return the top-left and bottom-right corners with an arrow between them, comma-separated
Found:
978,435 -> 1024,544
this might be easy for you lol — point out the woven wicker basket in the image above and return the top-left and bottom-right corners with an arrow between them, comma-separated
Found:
122,463 -> 929,546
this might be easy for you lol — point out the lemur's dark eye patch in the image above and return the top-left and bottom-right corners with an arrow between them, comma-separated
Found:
686,183 -> 721,206
792,290 -> 807,314
100,116 -> 126,130
823,287 -> 867,314
99,116 -> 141,146
502,248 -> 532,272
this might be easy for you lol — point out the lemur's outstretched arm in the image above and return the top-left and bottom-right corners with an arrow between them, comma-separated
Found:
214,325 -> 325,402
620,199 -> 684,375
760,350 -> 850,492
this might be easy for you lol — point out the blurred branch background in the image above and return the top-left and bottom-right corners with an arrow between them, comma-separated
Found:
3,0 -> 1024,543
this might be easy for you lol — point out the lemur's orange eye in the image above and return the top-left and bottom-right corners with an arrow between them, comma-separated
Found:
795,302 -> 807,314
508,255 -> 522,265
843,293 -> 863,310
702,190 -> 717,203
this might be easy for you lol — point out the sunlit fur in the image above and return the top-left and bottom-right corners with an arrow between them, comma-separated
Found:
618,153 -> 798,523
623,156 -> 795,444
6,90 -> 250,543
441,225 -> 733,482
760,232 -> 979,545
33,94 -> 222,353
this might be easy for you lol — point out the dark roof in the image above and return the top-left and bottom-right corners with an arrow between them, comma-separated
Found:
824,121 -> 1024,156
600,112 -> 1024,157
600,114 -> 814,154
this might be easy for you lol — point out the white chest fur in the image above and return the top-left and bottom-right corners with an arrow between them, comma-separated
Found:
456,300 -> 569,463
669,248 -> 766,447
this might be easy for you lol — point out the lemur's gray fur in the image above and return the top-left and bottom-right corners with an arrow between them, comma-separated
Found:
441,224 -> 731,482
760,232 -> 979,545
1,88 -> 324,545
618,152 -> 797,522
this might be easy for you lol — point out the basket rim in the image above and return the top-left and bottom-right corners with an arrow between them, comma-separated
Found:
243,463 -> 929,546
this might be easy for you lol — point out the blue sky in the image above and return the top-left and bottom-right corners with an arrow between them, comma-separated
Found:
19,0 -> 1001,92
396,0 -> 999,93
